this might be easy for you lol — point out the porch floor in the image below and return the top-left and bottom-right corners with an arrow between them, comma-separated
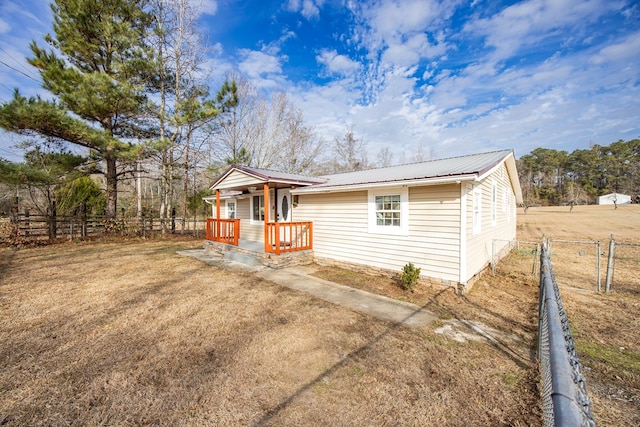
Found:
203,238 -> 314,269
236,239 -> 265,253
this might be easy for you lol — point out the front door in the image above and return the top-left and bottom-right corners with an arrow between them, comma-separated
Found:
277,189 -> 292,222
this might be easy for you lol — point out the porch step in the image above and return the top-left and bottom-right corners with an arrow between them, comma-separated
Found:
224,249 -> 263,267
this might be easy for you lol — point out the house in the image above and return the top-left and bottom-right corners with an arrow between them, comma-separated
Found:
597,193 -> 632,205
204,149 -> 523,291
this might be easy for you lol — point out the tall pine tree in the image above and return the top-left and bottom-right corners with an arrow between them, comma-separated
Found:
0,0 -> 155,219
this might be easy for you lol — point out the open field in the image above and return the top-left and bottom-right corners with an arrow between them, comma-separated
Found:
1,205 -> 638,426
517,205 -> 640,426
517,203 -> 640,242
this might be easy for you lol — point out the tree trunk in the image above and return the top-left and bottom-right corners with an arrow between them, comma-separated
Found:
48,200 -> 57,240
105,154 -> 118,219
181,134 -> 190,233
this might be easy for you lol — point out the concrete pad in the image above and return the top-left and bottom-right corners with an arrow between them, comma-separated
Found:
178,249 -> 435,327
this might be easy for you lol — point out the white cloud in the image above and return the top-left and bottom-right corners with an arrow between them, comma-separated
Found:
235,49 -> 290,89
200,0 -> 218,16
286,0 -> 325,20
0,18 -> 9,34
365,0 -> 447,39
238,49 -> 282,77
316,49 -> 360,76
343,0 -> 457,103
590,31 -> 640,65
381,33 -> 448,66
464,0 -> 618,60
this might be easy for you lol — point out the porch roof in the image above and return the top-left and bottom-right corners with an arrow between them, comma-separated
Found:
209,164 -> 325,192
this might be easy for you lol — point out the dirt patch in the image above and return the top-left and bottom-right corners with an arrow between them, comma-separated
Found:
434,320 -> 521,344
0,238 -> 541,426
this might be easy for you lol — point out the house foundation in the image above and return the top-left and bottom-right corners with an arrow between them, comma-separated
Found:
203,240 -> 314,269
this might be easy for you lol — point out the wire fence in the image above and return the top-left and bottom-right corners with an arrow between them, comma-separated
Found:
491,238 -> 541,277
606,240 -> 640,295
538,240 -> 596,427
547,240 -> 602,292
545,237 -> 640,294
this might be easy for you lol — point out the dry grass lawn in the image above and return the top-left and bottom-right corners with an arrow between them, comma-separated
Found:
1,204 -> 637,426
1,236 -> 540,426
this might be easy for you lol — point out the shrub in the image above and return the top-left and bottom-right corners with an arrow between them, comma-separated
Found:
400,262 -> 421,292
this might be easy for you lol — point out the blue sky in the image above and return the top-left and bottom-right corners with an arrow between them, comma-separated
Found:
1,0 -> 639,164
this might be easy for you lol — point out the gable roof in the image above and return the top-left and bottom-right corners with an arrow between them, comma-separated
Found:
292,149 -> 522,202
208,150 -> 523,203
209,164 -> 325,191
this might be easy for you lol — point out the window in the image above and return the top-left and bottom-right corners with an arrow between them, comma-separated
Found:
368,188 -> 408,235
251,195 -> 264,221
226,201 -> 236,219
375,195 -> 401,226
473,186 -> 482,235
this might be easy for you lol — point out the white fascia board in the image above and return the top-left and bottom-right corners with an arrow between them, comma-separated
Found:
202,192 -> 242,203
476,152 -> 523,205
504,155 -> 523,204
290,174 -> 478,195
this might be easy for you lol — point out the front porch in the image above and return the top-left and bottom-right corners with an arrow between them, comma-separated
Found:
205,218 -> 313,254
203,165 -> 322,268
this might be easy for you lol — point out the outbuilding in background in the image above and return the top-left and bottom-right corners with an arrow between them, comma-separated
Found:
597,193 -> 632,205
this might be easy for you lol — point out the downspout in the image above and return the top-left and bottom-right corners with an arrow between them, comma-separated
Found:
459,183 -> 468,288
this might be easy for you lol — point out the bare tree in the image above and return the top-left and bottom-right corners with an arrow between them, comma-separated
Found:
329,126 -> 369,173
150,0 -> 219,232
209,76 -> 323,175
376,147 -> 394,167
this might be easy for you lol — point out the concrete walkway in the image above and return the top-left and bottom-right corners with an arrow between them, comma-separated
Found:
177,249 -> 435,327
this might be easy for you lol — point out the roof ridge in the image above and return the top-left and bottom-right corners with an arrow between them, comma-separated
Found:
321,149 -> 513,177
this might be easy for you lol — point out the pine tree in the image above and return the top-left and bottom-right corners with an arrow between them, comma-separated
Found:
0,0 -> 155,219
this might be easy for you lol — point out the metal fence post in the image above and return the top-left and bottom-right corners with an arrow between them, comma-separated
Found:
605,234 -> 615,293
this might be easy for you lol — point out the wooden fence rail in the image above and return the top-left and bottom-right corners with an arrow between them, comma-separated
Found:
1,212 -> 207,242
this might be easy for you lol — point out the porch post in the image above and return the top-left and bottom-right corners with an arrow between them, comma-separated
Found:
263,183 -> 270,253
216,189 -> 221,239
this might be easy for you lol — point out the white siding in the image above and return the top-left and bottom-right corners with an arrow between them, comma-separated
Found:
237,197 -> 263,242
296,184 -> 462,282
463,163 -> 517,283
218,170 -> 264,190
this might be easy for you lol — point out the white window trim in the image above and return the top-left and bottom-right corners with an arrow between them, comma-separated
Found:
472,186 -> 482,235
367,187 -> 409,236
226,199 -> 237,219
250,194 -> 264,224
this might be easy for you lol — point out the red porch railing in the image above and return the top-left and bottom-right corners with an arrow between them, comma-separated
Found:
206,218 -> 240,246
266,221 -> 313,254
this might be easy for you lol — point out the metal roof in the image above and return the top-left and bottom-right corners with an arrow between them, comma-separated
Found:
208,150 -> 523,203
296,149 -> 515,191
